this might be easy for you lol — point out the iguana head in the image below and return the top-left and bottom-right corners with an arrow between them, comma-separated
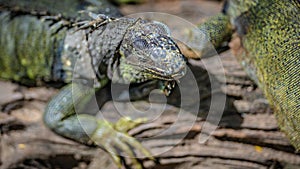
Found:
112,19 -> 186,94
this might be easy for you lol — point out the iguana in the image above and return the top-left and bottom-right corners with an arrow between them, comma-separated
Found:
193,0 -> 300,150
0,0 -> 187,168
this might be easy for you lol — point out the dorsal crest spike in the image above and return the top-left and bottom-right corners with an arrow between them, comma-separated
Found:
73,11 -> 117,31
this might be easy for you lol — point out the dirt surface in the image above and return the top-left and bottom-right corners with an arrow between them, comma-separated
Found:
1,0 -> 300,169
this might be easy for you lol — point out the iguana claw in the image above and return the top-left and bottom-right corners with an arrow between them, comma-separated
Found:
114,117 -> 148,133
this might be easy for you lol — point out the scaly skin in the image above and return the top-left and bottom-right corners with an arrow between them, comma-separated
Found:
0,0 -> 122,85
0,1 -> 187,168
196,0 -> 300,150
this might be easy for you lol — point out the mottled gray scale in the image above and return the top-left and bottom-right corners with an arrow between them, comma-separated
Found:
144,21 -> 171,36
87,17 -> 139,77
128,20 -> 171,37
61,29 -> 101,87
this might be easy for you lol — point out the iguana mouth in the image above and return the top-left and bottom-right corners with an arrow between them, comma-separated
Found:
129,79 -> 175,98
129,63 -> 186,82
135,66 -> 177,96
158,80 -> 175,96
127,65 -> 183,96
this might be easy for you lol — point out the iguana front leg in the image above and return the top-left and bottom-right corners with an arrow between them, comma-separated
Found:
43,83 -> 152,169
198,13 -> 232,51
185,13 -> 233,59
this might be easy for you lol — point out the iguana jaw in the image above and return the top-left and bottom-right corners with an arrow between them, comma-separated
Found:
130,62 -> 186,81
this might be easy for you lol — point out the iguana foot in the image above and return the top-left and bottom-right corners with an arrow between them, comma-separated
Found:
91,119 -> 153,169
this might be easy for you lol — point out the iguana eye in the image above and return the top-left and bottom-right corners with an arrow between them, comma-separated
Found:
133,38 -> 148,50
151,47 -> 166,60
